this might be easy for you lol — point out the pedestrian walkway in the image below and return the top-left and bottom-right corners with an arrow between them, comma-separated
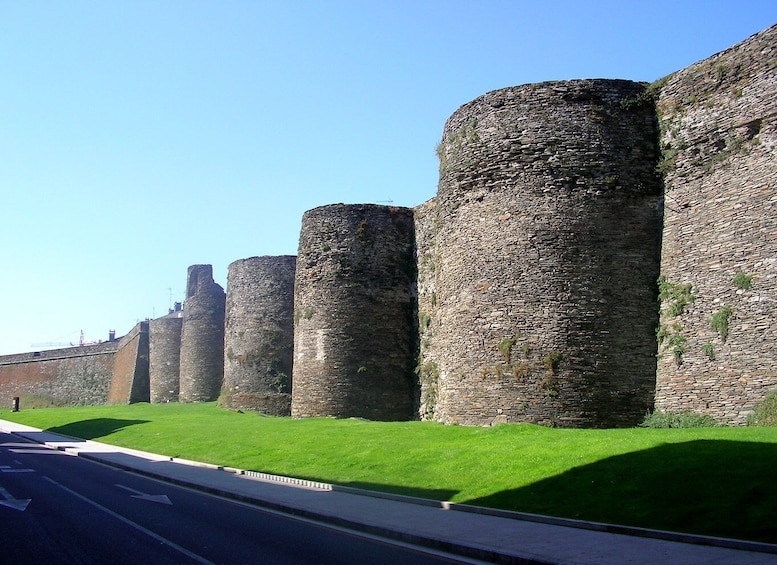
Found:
2,418 -> 776,564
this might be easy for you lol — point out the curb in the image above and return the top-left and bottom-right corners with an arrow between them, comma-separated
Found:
73,444 -> 777,560
72,449 -> 547,564
5,424 -> 777,563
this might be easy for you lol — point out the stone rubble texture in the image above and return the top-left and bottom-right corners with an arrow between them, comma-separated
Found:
221,256 -> 296,415
420,79 -> 663,427
654,24 -> 777,424
292,204 -> 418,420
149,313 -> 183,403
178,265 -> 226,403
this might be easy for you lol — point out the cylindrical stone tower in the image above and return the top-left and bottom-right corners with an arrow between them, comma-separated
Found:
149,311 -> 183,403
221,256 -> 296,415
179,264 -> 226,402
292,204 -> 418,421
425,79 -> 663,427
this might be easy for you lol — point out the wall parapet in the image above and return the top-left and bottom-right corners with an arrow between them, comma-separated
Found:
0,341 -> 120,366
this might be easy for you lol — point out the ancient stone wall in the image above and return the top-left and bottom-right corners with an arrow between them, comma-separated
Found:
3,25 -> 774,426
108,321 -> 150,404
0,342 -> 120,407
179,264 -> 226,402
221,255 -> 296,414
292,204 -> 418,420
149,312 -> 183,403
654,24 -> 777,424
413,198 -> 440,420
420,79 -> 663,427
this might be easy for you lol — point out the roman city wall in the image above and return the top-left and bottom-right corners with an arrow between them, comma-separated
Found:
654,24 -> 777,424
1,24 -> 774,426
221,255 -> 296,415
418,79 -> 663,427
0,322 -> 149,408
149,311 -> 183,403
179,264 -> 226,402
292,204 -> 418,420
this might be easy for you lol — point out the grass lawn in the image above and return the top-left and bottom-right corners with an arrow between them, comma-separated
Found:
2,402 -> 776,543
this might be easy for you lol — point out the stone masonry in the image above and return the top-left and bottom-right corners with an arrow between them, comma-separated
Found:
221,256 -> 296,415
149,309 -> 183,403
0,24 -> 774,425
418,79 -> 663,427
654,24 -> 777,424
0,323 -> 148,408
292,204 -> 418,420
179,264 -> 226,402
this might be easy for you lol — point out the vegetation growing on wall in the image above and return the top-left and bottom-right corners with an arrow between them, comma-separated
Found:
641,409 -> 718,428
270,372 -> 290,394
619,77 -> 667,111
498,336 -> 517,363
293,307 -> 314,324
747,392 -> 777,426
711,306 -> 733,343
436,118 -> 480,176
658,276 -> 696,316
656,277 -> 696,365
734,271 -> 754,290
415,360 -> 439,418
543,351 -> 564,374
657,322 -> 688,365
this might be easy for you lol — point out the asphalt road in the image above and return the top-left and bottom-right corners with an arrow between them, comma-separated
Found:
0,432 -> 473,564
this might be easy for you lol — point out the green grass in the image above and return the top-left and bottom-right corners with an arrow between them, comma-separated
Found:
2,402 -> 777,543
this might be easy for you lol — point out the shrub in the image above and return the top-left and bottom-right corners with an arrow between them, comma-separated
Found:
733,271 -> 753,290
641,410 -> 718,428
711,306 -> 733,342
658,276 -> 696,317
702,342 -> 716,361
498,337 -> 517,363
543,351 -> 564,374
747,392 -> 777,426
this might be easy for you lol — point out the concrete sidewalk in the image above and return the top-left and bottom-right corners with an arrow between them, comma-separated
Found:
2,419 -> 776,564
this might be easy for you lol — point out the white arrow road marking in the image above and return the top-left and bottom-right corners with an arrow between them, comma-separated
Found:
0,484 -> 31,511
115,484 -> 173,505
1,463 -> 35,473
44,477 -> 211,564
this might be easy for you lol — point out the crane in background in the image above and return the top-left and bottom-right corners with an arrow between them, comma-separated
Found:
31,330 -> 102,349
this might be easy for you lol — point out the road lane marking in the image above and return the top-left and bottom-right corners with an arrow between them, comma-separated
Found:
0,484 -> 31,511
42,476 -> 213,564
1,464 -> 35,473
115,483 -> 172,505
9,448 -> 68,455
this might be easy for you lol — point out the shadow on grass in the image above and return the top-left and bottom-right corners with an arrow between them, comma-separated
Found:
47,418 -> 149,440
464,439 -> 777,543
339,481 -> 458,502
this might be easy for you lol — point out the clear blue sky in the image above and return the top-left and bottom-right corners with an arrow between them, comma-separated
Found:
1,1 -> 775,355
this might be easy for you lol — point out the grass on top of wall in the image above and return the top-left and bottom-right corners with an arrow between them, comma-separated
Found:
2,402 -> 777,544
